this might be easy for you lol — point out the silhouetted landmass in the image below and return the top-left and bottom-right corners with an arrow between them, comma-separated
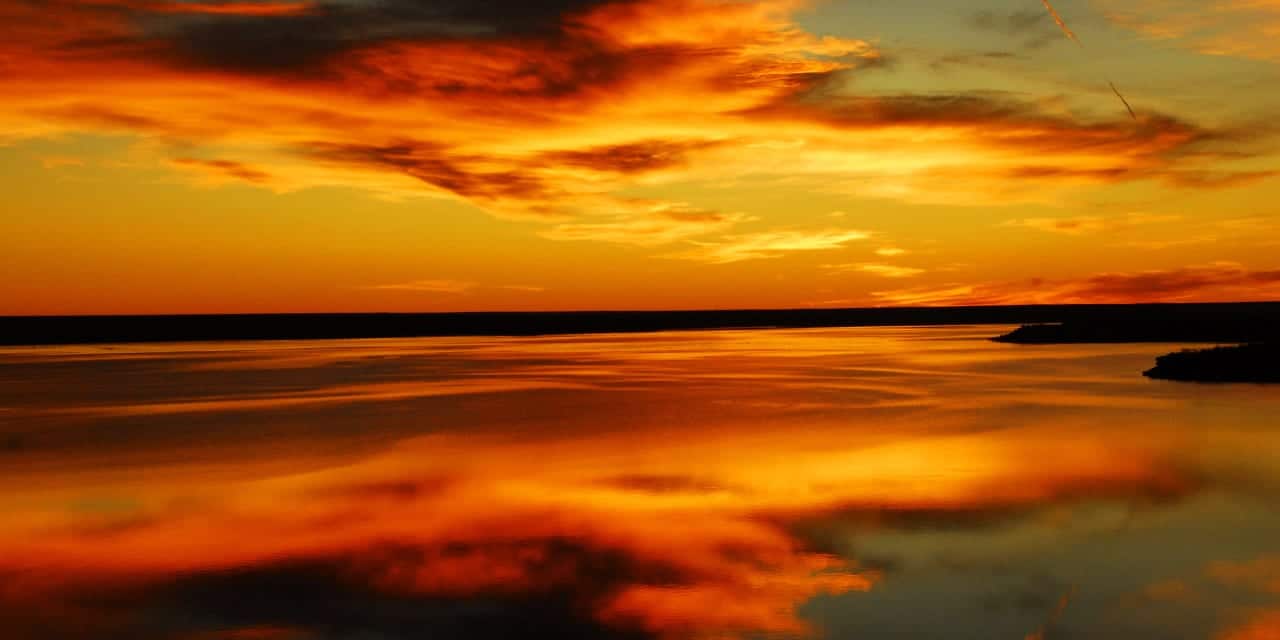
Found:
992,311 -> 1280,344
2,302 -> 1280,346
991,304 -> 1280,383
1143,343 -> 1280,383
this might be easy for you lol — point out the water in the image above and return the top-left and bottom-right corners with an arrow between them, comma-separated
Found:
1,326 -> 1277,639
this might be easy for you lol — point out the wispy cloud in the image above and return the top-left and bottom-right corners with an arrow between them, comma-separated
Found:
364,280 -> 546,295
1099,0 -> 1280,62
824,263 -> 925,278
540,203 -> 747,246
1002,213 -> 1179,235
170,157 -> 274,185
668,229 -> 871,264
870,262 -> 1280,306
365,279 -> 476,294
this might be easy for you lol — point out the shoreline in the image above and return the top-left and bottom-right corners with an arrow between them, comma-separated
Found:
3,302 -> 1280,347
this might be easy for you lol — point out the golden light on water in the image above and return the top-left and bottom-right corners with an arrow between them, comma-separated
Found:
2,327 -> 1278,638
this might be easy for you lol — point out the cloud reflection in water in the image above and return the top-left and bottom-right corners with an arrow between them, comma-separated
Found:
0,327 -> 1278,639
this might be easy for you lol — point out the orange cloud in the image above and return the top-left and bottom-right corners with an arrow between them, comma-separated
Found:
870,262 -> 1280,306
824,262 -> 925,278
88,0 -> 314,16
667,228 -> 872,263
365,279 -> 477,294
0,0 -> 1264,250
1100,0 -> 1280,62
1208,555 -> 1280,595
1217,611 -> 1280,640
1002,213 -> 1179,235
542,205 -> 748,246
171,157 -> 274,185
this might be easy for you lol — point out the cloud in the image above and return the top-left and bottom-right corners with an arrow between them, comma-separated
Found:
540,203 -> 747,246
870,262 -> 1280,306
1217,610 -> 1280,640
667,228 -> 871,264
40,156 -> 87,169
106,1 -> 315,17
0,494 -> 876,640
824,263 -> 925,278
362,280 -> 548,296
0,0 -> 1264,242
972,9 -> 1052,37
366,279 -> 476,294
1002,213 -> 1179,235
1207,555 -> 1280,640
538,139 -> 725,175
1207,555 -> 1280,595
970,8 -> 1059,50
171,157 -> 274,184
1099,0 -> 1280,62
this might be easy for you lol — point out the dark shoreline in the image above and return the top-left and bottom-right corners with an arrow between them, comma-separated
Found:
1142,343 -> 1280,383
990,307 -> 1280,384
3,302 -> 1279,347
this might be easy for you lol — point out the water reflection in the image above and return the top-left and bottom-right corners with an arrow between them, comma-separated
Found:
0,327 -> 1277,639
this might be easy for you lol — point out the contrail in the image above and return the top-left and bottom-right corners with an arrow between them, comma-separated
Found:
1024,585 -> 1077,640
1109,81 -> 1137,120
1038,0 -> 1139,120
1041,0 -> 1081,46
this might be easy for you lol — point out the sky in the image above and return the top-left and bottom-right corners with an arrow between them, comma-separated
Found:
2,0 -> 1280,314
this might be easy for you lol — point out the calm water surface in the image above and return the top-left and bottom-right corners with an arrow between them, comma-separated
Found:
1,326 -> 1278,639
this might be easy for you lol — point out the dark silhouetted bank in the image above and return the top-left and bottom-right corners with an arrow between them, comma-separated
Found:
1143,343 -> 1280,383
4,302 -> 1280,347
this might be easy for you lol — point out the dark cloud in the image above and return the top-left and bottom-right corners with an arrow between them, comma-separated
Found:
308,476 -> 457,501
172,157 -> 274,183
970,8 -> 1058,49
600,473 -> 736,494
0,539 -> 665,639
930,50 -> 1018,71
539,139 -> 723,175
1068,264 -> 1280,301
763,92 -> 1037,127
871,263 -> 1280,306
84,0 -> 633,74
972,9 -> 1049,35
303,141 -> 562,208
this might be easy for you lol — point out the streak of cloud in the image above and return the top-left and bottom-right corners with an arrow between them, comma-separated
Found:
824,263 -> 925,278
667,229 -> 872,264
1100,0 -> 1280,62
870,262 -> 1280,306
1041,0 -> 1081,45
1002,213 -> 1179,235
365,279 -> 476,294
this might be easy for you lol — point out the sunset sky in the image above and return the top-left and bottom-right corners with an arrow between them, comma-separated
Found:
3,0 -> 1280,314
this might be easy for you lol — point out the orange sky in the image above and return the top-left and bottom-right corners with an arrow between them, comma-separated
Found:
2,0 -> 1279,313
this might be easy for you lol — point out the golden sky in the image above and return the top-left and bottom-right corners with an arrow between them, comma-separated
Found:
3,0 -> 1279,313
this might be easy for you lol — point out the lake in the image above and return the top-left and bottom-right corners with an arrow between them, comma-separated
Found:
1,326 -> 1277,639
